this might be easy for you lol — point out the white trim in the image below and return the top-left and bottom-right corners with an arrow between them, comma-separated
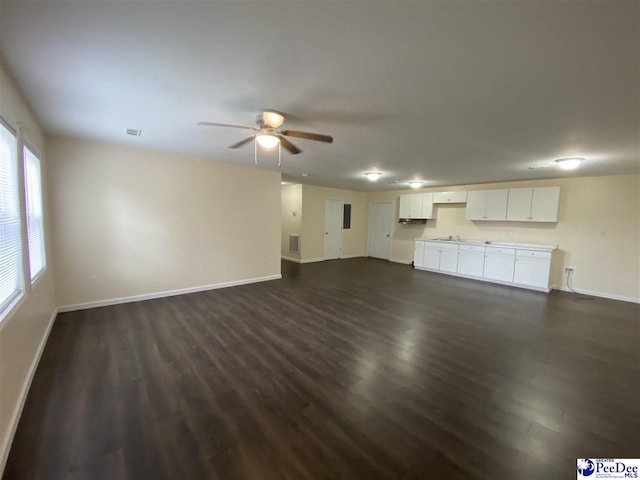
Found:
300,257 -> 324,264
281,256 -> 301,263
0,308 -> 57,476
390,257 -> 412,265
340,254 -> 364,259
58,274 -> 282,313
551,285 -> 640,304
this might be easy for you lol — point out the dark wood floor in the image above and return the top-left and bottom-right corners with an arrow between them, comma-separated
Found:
4,258 -> 639,479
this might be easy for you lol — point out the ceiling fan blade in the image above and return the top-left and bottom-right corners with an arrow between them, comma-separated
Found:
229,136 -> 255,148
280,130 -> 333,143
277,136 -> 302,155
198,121 -> 258,131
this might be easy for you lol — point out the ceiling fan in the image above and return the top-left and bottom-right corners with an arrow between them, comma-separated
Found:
198,111 -> 333,156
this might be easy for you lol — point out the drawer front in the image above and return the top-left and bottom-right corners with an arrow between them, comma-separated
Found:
485,246 -> 516,256
459,244 -> 485,253
516,249 -> 551,260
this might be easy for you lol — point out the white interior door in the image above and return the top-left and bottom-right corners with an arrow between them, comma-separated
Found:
324,199 -> 343,259
368,202 -> 393,259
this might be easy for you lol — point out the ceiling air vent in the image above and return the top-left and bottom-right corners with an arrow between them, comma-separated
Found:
126,128 -> 142,137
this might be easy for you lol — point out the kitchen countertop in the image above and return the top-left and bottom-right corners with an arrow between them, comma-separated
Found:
416,237 -> 557,252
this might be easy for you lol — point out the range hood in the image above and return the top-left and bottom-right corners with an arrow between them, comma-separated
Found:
399,218 -> 427,225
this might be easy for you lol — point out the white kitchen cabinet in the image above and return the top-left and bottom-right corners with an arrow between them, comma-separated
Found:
483,246 -> 515,283
422,241 -> 458,271
507,187 -> 560,222
421,193 -> 434,219
439,247 -> 458,272
530,187 -> 560,222
457,244 -> 485,277
433,191 -> 468,203
423,244 -> 441,269
414,241 -> 425,268
514,250 -> 552,288
399,193 -> 435,219
399,193 -> 421,218
485,190 -> 509,220
466,189 -> 508,220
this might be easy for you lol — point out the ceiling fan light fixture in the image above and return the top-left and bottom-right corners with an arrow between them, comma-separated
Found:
555,157 -> 584,170
409,181 -> 424,189
256,134 -> 280,149
260,111 -> 284,128
365,172 -> 382,181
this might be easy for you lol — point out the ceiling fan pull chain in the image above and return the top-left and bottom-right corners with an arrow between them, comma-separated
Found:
278,142 -> 281,167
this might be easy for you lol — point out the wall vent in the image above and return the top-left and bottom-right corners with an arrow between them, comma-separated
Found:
126,128 -> 142,136
289,234 -> 299,253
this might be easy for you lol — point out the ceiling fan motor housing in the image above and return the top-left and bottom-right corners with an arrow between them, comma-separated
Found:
257,111 -> 284,129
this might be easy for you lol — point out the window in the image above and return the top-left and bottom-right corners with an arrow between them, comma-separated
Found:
24,146 -> 45,281
0,120 -> 23,314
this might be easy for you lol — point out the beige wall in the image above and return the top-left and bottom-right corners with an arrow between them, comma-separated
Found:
300,184 -> 368,262
368,175 -> 640,301
47,136 -> 282,308
281,184 -> 302,260
0,64 -> 58,473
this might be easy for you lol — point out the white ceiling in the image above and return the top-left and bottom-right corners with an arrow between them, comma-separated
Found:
1,1 -> 638,191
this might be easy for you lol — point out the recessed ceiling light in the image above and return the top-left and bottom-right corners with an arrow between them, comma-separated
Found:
528,164 -> 555,170
409,181 -> 424,189
365,172 -> 382,181
301,173 -> 309,177
555,157 -> 585,170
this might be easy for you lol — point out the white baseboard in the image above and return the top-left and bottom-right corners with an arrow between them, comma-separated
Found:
340,254 -> 365,259
281,256 -> 301,263
390,258 -> 412,265
551,285 -> 640,304
0,308 -> 58,477
58,274 -> 282,313
300,257 -> 325,264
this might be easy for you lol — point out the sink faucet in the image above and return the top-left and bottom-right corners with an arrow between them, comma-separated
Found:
456,235 -> 461,241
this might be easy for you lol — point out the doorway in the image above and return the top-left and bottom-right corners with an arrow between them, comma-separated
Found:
368,202 -> 393,260
324,199 -> 343,259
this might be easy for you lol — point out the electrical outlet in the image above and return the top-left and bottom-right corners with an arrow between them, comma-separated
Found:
89,276 -> 97,286
564,267 -> 575,274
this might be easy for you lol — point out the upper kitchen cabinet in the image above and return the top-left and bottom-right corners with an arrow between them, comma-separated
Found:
466,189 -> 508,221
433,191 -> 468,203
506,187 -> 560,222
399,193 -> 421,218
399,193 -> 434,219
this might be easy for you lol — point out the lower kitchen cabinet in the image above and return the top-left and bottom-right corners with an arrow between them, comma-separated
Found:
423,242 -> 458,272
413,239 -> 554,292
483,247 -> 516,283
414,240 -> 425,268
513,250 -> 552,288
457,244 -> 485,277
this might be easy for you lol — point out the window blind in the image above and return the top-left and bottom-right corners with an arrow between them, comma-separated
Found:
24,146 -> 45,281
0,121 -> 23,314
